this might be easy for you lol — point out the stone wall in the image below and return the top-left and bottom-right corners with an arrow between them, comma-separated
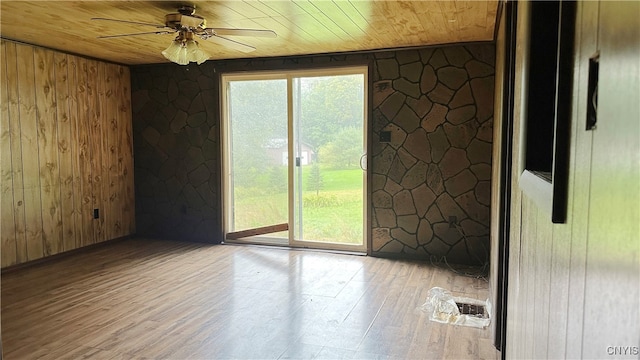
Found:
370,46 -> 494,265
131,64 -> 221,242
130,43 -> 494,263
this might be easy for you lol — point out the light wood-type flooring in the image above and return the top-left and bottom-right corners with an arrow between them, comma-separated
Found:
1,238 -> 498,359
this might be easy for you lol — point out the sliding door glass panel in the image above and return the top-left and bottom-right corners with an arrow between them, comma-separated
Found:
227,79 -> 289,240
292,74 -> 365,246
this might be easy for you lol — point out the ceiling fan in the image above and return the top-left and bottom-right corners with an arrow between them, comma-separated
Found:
92,5 -> 277,65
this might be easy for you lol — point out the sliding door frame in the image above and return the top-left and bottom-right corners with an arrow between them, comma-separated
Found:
220,65 -> 371,253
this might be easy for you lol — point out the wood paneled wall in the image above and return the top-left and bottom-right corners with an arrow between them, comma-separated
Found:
0,40 -> 135,268
500,1 -> 639,358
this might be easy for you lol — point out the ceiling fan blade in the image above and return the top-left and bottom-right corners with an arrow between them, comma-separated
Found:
207,28 -> 277,38
205,35 -> 256,53
98,31 -> 176,39
91,17 -> 167,29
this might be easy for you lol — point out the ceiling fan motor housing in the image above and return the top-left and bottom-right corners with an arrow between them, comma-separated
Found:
164,13 -> 204,30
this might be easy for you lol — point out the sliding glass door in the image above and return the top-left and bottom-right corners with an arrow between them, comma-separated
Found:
224,77 -> 290,244
222,67 -> 367,252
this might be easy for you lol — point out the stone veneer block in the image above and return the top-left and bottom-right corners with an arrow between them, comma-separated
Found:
460,218 -> 487,236
400,62 -> 423,82
443,46 -> 472,67
393,190 -> 416,215
373,109 -> 389,134
391,228 -> 418,248
142,126 -> 161,145
397,147 -> 418,169
372,146 -> 395,175
428,126 -> 450,163
158,158 -> 177,180
449,83 -> 474,109
470,163 -> 492,181
436,192 -> 467,222
477,119 -> 493,142
417,219 -> 434,243
170,110 -> 188,133
403,129 -> 431,163
187,112 -> 207,127
393,105 -> 421,132
379,239 -> 404,254
187,164 -> 209,187
470,76 -> 495,122
372,228 -> 392,251
465,60 -> 495,78
397,214 -> 420,233
439,148 -> 470,179
421,103 -> 448,132
427,83 -> 454,105
420,65 -> 437,93
433,223 -> 463,246
373,81 -> 394,106
376,208 -> 397,228
444,121 -> 479,148
372,174 -> 386,191
397,50 -> 421,65
401,161 -> 429,190
379,91 -> 406,121
429,49 -> 448,69
445,169 -> 478,197
467,44 -> 495,66
178,80 -> 199,99
406,95 -> 433,119
373,190 -> 392,208
188,93 -> 205,114
185,126 -> 205,147
388,157 -> 407,184
426,204 -> 445,224
467,139 -> 492,164
412,184 -> 436,217
393,78 -> 422,99
475,181 -> 491,206
426,164 -> 445,195
419,48 -> 435,63
446,105 -> 476,125
384,178 -> 403,196
455,191 -> 489,224
377,58 -> 400,79
437,66 -> 469,90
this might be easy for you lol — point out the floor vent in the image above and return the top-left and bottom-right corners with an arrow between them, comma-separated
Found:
456,302 -> 487,318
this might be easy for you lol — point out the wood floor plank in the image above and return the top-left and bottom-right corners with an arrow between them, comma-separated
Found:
1,238 -> 498,359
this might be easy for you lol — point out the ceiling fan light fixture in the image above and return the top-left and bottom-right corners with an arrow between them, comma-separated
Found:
177,44 -> 189,65
162,32 -> 210,66
186,40 -> 210,65
162,40 -> 187,65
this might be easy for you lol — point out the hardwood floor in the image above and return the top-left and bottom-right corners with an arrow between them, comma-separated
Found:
1,238 -> 498,359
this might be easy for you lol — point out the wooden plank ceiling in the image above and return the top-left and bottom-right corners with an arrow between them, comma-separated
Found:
0,1 -> 498,65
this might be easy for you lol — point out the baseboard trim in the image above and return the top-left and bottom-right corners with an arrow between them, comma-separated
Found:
1,235 -> 134,274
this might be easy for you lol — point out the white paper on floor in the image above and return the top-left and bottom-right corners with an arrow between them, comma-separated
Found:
419,287 -> 491,328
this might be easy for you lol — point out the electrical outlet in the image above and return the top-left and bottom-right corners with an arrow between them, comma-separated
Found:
448,216 -> 457,228
93,209 -> 99,219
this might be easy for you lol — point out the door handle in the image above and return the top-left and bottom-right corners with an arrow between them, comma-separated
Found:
360,153 -> 367,171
